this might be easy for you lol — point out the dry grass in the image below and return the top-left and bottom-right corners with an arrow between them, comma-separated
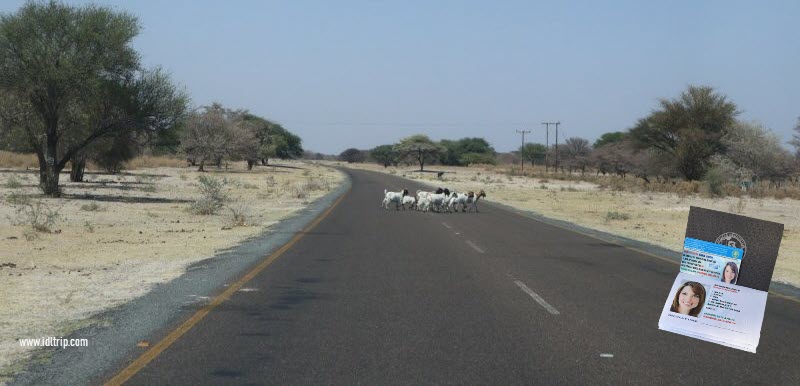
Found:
123,155 -> 185,169
0,152 -> 186,172
0,160 -> 345,377
0,151 -> 37,169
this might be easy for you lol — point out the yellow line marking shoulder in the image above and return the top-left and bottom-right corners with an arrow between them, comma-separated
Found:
105,187 -> 350,386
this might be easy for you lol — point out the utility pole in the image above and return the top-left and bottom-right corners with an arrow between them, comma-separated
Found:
516,129 -> 531,173
554,121 -> 560,172
541,122 -> 558,173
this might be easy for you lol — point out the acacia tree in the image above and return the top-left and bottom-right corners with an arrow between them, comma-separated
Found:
520,143 -> 546,166
181,104 -> 236,172
723,121 -> 795,183
394,134 -> 445,171
370,144 -> 398,167
790,117 -> 800,159
629,86 -> 738,180
339,148 -> 366,163
0,2 -> 187,195
563,137 -> 591,174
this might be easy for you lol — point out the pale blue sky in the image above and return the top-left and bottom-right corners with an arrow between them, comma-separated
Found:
3,0 -> 799,153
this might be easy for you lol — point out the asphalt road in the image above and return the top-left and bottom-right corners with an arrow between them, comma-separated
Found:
112,168 -> 800,385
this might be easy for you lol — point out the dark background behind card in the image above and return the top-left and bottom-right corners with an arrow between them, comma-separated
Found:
685,206 -> 784,291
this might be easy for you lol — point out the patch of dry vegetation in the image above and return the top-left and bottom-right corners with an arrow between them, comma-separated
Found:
0,151 -> 38,169
0,160 -> 344,374
340,161 -> 800,290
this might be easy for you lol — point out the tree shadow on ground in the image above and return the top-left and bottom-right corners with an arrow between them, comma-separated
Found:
60,193 -> 192,204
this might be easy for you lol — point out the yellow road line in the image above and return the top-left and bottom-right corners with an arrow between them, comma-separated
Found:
105,187 -> 350,386
506,206 -> 800,305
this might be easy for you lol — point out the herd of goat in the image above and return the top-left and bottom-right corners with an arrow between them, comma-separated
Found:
382,188 -> 487,213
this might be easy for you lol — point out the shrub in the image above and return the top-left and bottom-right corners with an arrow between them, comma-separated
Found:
704,166 -> 728,197
6,192 -> 31,205
190,175 -> 228,215
80,202 -> 102,211
228,203 -> 249,227
605,211 -> 630,221
12,200 -> 61,232
6,174 -> 23,189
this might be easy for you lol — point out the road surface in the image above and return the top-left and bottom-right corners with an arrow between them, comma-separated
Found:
108,168 -> 800,385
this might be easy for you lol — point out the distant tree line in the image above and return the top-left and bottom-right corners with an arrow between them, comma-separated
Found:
340,85 -> 800,188
339,135 -> 497,170
0,1 -> 302,196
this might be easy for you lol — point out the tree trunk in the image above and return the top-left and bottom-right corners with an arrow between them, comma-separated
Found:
70,154 -> 87,182
261,158 -> 267,166
198,159 -> 205,172
40,127 -> 62,197
40,162 -> 62,196
247,160 -> 254,170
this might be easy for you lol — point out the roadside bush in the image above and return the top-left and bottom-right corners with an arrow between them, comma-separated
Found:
605,211 -> 630,221
190,175 -> 228,215
228,203 -> 249,227
12,200 -> 61,232
704,166 -> 728,197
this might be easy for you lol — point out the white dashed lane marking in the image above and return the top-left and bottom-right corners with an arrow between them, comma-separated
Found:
465,240 -> 485,254
514,280 -> 560,315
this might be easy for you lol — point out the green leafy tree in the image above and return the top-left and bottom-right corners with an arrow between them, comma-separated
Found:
520,143 -> 546,166
629,85 -> 738,180
593,132 -> 626,148
440,137 -> 495,166
369,144 -> 398,167
339,148 -> 366,163
0,1 -> 187,195
394,134 -> 445,171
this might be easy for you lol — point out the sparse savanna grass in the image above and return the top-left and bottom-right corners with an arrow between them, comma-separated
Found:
6,191 -> 31,205
141,185 -> 157,193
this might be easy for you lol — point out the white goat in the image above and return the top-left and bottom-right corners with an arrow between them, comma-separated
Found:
381,188 -> 409,210
401,195 -> 416,210
447,192 -> 471,212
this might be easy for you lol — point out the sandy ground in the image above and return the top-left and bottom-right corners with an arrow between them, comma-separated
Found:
339,162 -> 799,288
0,161 -> 344,379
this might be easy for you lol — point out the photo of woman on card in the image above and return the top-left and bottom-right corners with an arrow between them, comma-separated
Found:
721,262 -> 739,284
670,281 -> 706,317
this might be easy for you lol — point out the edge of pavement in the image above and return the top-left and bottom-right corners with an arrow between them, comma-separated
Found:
9,166 -> 352,386
483,199 -> 800,302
